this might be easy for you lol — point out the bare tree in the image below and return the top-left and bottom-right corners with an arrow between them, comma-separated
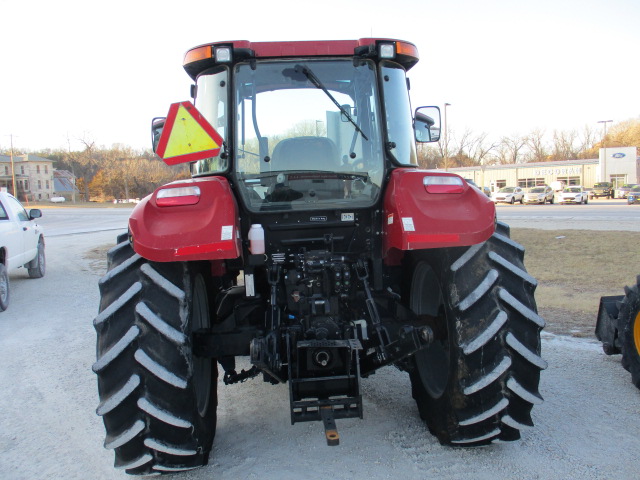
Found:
524,129 -> 548,162
550,129 -> 580,161
445,128 -> 497,167
416,143 -> 440,169
494,135 -> 527,164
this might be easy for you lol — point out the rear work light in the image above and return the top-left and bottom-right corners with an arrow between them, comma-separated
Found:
423,175 -> 465,194
214,46 -> 232,62
156,186 -> 201,207
379,43 -> 396,59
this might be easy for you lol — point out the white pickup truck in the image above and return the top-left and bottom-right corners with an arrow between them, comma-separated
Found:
0,191 -> 46,311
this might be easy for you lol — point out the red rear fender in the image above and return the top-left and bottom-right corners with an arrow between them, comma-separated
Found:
383,169 -> 495,264
129,176 -> 241,262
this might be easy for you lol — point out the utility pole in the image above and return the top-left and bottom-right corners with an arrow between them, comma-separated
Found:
443,103 -> 451,171
9,134 -> 17,197
67,135 -> 76,203
597,119 -> 612,184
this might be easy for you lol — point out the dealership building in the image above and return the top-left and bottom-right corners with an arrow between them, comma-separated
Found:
449,147 -> 639,192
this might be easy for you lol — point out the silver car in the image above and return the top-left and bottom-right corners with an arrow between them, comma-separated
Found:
523,185 -> 554,204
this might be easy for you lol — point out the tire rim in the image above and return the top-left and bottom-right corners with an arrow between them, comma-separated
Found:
192,274 -> 212,417
410,261 -> 449,399
633,310 -> 640,356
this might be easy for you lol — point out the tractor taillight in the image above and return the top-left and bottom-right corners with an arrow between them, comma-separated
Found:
423,175 -> 465,194
156,186 -> 201,207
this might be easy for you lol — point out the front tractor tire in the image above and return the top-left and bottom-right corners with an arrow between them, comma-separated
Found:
93,235 -> 218,475
619,276 -> 640,389
406,221 -> 546,446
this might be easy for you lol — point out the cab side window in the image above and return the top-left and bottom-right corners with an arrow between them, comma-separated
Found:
5,196 -> 29,222
0,202 -> 8,220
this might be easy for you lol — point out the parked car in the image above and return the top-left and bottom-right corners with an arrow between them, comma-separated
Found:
491,186 -> 524,204
590,182 -> 614,199
559,185 -> 589,204
463,179 -> 491,197
0,192 -> 46,311
627,185 -> 640,205
523,185 -> 554,204
615,183 -> 638,199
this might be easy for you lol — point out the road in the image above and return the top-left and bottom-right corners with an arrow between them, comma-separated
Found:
35,206 -> 134,237
0,205 -> 639,479
496,198 -> 640,231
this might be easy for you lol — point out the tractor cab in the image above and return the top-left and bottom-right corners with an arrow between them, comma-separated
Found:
157,40 -> 440,215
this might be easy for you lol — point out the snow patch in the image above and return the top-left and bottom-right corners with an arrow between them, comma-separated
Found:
135,302 -> 186,345
96,374 -> 140,416
104,419 -> 145,449
134,349 -> 187,389
93,282 -> 142,326
458,269 -> 498,311
92,325 -> 140,373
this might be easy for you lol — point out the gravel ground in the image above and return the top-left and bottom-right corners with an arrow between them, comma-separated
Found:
1,226 -> 639,480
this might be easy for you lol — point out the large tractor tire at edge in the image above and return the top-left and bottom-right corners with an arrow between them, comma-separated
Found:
406,221 -> 547,445
619,276 -> 640,388
93,234 -> 218,475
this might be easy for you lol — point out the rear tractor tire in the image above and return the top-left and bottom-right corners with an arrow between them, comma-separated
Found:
619,276 -> 640,389
93,234 -> 218,474
406,221 -> 546,445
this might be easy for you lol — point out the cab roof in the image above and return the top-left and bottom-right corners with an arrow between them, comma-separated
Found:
182,38 -> 419,79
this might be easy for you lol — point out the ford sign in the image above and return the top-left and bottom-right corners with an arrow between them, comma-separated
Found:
612,153 -> 626,158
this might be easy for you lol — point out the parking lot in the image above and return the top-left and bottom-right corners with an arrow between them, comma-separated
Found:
0,204 -> 639,479
496,198 -> 640,231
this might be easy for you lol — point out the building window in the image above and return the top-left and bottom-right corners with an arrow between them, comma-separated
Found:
610,174 -> 626,189
4,166 -> 7,175
21,166 -> 25,174
557,176 -> 581,186
38,180 -> 42,190
46,180 -> 50,189
45,165 -> 48,174
24,180 -> 29,190
496,179 -> 507,188
37,165 -> 40,174
518,178 -> 545,188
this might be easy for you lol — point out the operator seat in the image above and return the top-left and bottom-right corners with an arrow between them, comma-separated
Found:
270,136 -> 339,171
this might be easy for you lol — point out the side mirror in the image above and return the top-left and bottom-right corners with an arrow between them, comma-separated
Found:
29,209 -> 42,220
151,117 -> 166,153
414,106 -> 441,143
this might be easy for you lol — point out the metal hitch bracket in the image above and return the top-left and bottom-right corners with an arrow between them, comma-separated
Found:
320,406 -> 340,446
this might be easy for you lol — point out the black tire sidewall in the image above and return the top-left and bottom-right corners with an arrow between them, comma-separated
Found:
620,283 -> 640,388
28,241 -> 45,278
0,263 -> 9,311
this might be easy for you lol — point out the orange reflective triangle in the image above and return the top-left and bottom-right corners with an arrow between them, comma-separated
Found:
156,101 -> 224,165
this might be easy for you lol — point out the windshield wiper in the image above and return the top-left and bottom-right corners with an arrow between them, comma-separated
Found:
297,65 -> 368,141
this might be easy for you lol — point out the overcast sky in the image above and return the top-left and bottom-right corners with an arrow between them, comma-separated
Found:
1,0 -> 638,153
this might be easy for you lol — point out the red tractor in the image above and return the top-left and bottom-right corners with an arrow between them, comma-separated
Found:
93,39 -> 546,474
